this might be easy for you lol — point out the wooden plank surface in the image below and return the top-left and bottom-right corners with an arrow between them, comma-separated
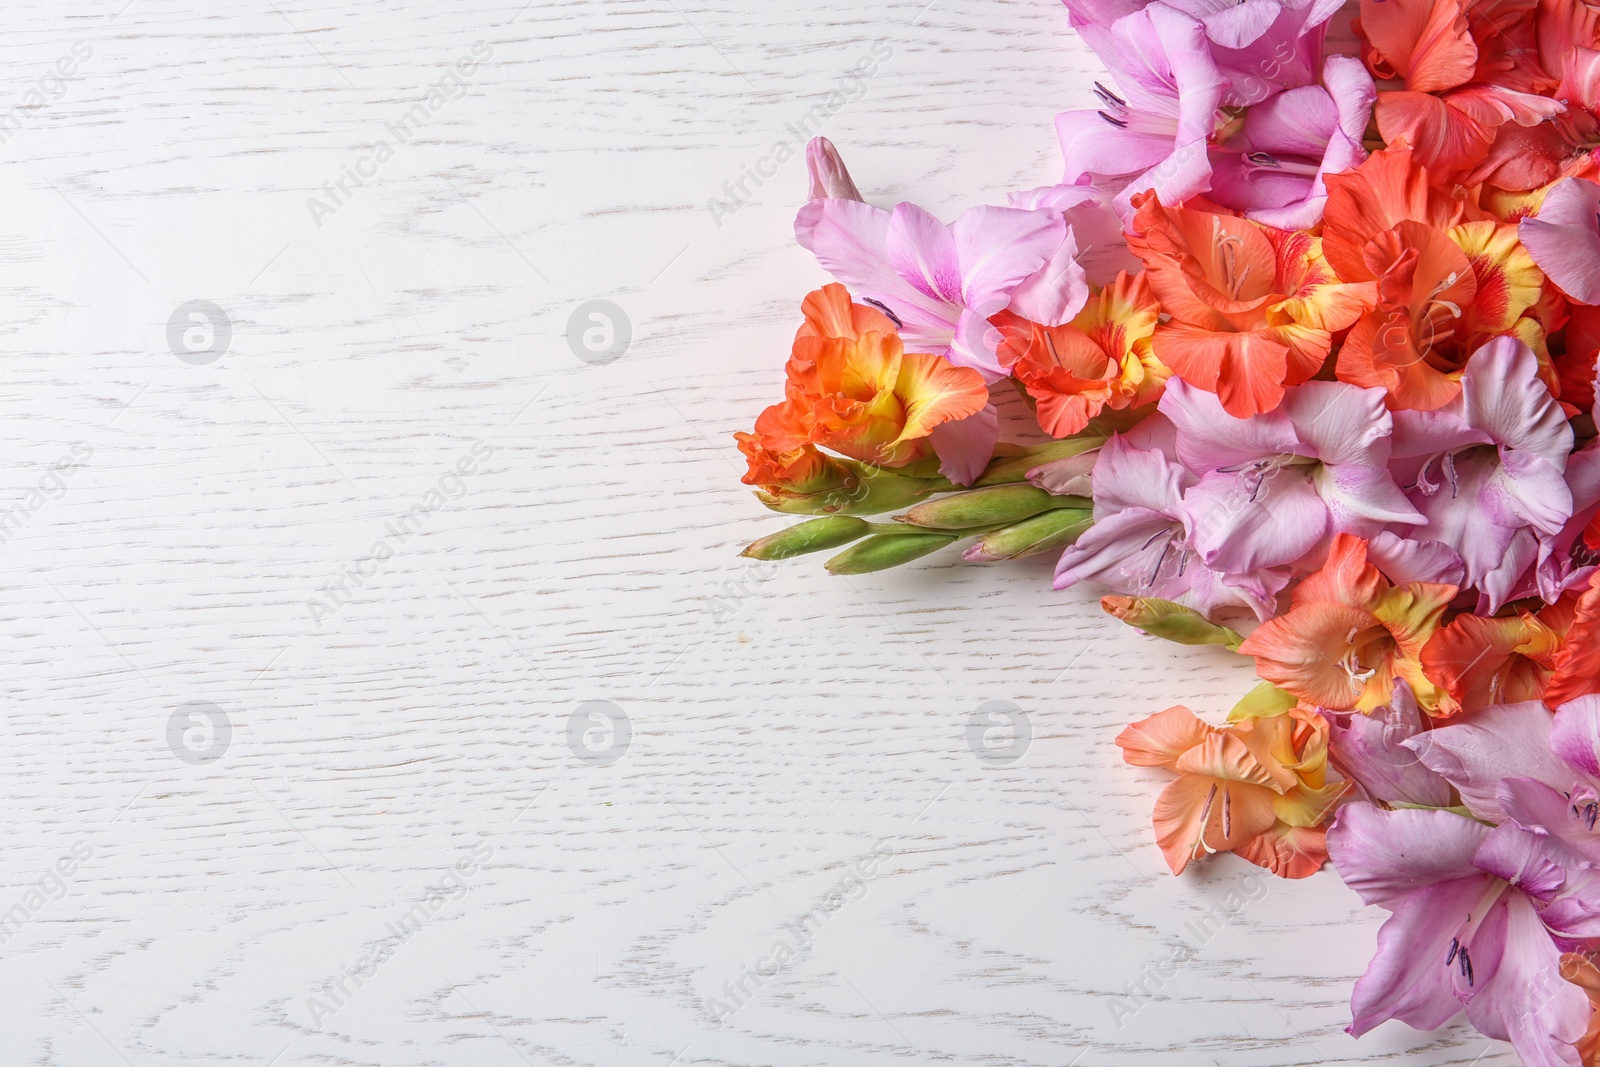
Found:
0,1 -> 1517,1063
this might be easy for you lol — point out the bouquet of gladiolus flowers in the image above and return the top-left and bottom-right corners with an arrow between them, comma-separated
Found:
735,0 -> 1600,1061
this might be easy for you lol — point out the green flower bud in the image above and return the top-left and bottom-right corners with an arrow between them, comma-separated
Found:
898,485 -> 1090,530
973,436 -> 1103,487
1101,596 -> 1244,649
964,508 -> 1093,561
740,517 -> 870,560
824,532 -> 957,575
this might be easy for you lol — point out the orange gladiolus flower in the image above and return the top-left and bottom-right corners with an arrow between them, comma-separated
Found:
990,271 -> 1166,438
1355,0 -> 1563,183
1116,704 -> 1342,879
1126,193 -> 1375,419
1419,596 -> 1574,718
747,283 -> 989,470
1324,148 -> 1556,409
734,433 -> 858,509
1237,534 -> 1458,713
1545,572 -> 1600,708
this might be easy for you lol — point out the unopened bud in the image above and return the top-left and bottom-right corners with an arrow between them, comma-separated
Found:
825,532 -> 957,575
899,485 -> 1087,530
806,137 -> 864,202
741,516 -> 869,560
964,508 -> 1092,561
1101,596 -> 1244,649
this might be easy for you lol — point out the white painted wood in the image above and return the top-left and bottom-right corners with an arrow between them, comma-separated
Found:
0,1 -> 1519,1063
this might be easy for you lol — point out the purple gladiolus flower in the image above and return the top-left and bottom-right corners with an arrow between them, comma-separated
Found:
1054,433 -> 1290,619
1055,3 -> 1229,222
1158,377 -> 1423,574
1327,696 -> 1600,1065
1387,337 -> 1575,611
794,145 -> 1075,380
1329,802 -> 1592,1067
1207,55 -> 1375,229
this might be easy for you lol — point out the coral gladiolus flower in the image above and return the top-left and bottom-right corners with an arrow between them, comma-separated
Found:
734,435 -> 858,509
1545,573 -> 1600,709
1325,149 -> 1554,409
1354,0 -> 1564,183
1237,534 -> 1458,713
1420,597 -> 1573,718
1127,193 -> 1375,418
990,271 -> 1167,438
1115,704 -> 1340,878
751,284 -> 990,470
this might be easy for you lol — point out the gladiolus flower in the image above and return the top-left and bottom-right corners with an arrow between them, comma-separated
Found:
991,271 -> 1167,438
794,144 -> 1074,379
1237,533 -> 1457,713
1115,703 -> 1341,878
1328,802 -> 1593,1067
1385,337 -> 1575,606
1160,378 -> 1422,575
735,436 -> 860,510
1128,193 -> 1375,418
744,283 -> 990,472
1054,432 -> 1292,620
1353,0 -> 1565,184
1326,149 -> 1554,410
1055,4 -> 1229,221
1207,55 -> 1377,230
1420,599 -> 1572,718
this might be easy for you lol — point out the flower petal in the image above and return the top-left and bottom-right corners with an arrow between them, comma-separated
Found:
1405,701 -> 1566,821
927,401 -> 998,487
1346,874 -> 1493,1036
1460,892 -> 1591,1067
1328,680 -> 1456,807
1115,704 -> 1213,770
1184,466 -> 1328,574
1151,774 -> 1278,874
1520,177 -> 1600,305
1327,803 -> 1491,908
1552,695 -> 1600,780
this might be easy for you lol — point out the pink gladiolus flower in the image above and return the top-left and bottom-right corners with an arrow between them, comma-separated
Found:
1329,802 -> 1592,1067
1207,55 -> 1376,230
1158,377 -> 1423,575
794,146 -> 1076,380
1055,3 -> 1229,221
1387,337 -> 1575,611
1054,434 -> 1291,619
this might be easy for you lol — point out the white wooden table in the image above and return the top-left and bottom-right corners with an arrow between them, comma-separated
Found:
0,1 -> 1516,1063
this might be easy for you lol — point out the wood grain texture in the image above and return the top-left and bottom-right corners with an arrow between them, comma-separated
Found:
0,1 -> 1520,1064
